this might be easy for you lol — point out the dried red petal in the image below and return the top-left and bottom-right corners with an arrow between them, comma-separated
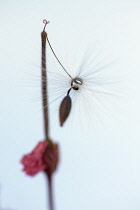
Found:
21,140 -> 59,176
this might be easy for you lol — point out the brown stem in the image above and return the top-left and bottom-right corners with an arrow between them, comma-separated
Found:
41,31 -> 49,140
47,175 -> 54,210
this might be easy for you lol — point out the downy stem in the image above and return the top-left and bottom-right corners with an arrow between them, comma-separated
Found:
41,31 -> 49,140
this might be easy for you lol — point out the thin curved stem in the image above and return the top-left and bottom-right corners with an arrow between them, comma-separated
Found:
46,35 -> 72,79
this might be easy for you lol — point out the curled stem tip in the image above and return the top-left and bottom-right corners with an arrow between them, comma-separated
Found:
67,86 -> 79,95
43,19 -> 50,31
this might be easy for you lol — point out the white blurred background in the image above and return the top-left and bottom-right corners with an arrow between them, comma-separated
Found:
0,0 -> 140,209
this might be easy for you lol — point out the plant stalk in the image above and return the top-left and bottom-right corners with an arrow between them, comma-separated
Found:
41,26 -> 55,210
47,175 -> 54,210
41,30 -> 49,140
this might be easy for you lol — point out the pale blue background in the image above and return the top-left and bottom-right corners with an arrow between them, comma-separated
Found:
0,0 -> 140,210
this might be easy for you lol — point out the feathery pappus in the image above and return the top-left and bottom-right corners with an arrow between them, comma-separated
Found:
43,20 -> 120,129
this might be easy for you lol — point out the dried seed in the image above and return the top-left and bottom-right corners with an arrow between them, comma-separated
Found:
59,95 -> 72,126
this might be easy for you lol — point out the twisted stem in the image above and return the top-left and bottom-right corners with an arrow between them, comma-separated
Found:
41,30 -> 49,140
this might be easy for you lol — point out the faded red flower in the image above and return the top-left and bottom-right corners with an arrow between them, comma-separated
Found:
21,140 -> 59,176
